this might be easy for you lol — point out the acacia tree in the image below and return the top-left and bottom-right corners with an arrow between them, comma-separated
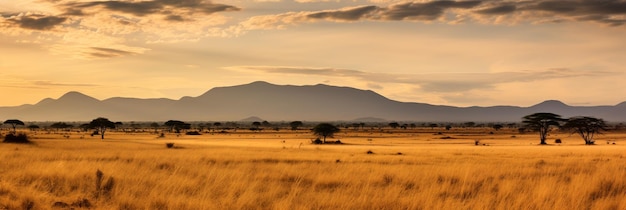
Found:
164,120 -> 190,133
388,122 -> 400,129
150,122 -> 160,133
562,116 -> 608,145
522,113 -> 565,145
289,121 -> 303,130
312,123 -> 340,144
3,119 -> 24,133
89,117 -> 116,140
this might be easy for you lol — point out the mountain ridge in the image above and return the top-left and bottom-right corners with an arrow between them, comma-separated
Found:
0,81 -> 624,122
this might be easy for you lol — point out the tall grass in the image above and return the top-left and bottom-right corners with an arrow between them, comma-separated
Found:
0,131 -> 625,209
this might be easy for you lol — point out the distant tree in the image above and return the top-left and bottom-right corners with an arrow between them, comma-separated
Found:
492,124 -> 503,131
351,123 -> 361,130
79,123 -> 91,132
27,124 -> 40,131
522,113 -> 565,145
445,125 -> 452,130
197,123 -> 207,132
312,123 -> 340,144
213,122 -> 222,131
89,117 -> 116,140
562,116 -> 608,145
429,123 -> 438,129
262,121 -> 271,127
389,122 -> 400,129
150,122 -> 160,133
114,122 -> 123,131
165,120 -> 189,133
51,122 -> 73,131
3,119 -> 24,133
252,121 -> 261,129
464,122 -> 476,128
290,121 -> 303,130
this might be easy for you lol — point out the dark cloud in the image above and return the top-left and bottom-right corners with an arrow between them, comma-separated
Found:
9,15 -> 67,30
165,15 -> 186,22
307,6 -> 379,21
89,47 -> 138,58
380,0 -> 483,21
471,0 -> 626,26
1,12 -> 19,18
274,0 -> 626,26
65,0 -> 240,17
476,5 -> 517,15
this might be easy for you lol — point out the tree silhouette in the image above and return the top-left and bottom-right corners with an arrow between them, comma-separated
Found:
51,122 -> 73,131
89,117 -> 116,140
252,121 -> 261,130
312,123 -> 340,144
388,122 -> 400,129
164,120 -> 190,133
150,122 -> 160,133
4,119 -> 24,133
27,124 -> 40,131
492,124 -> 503,131
289,121 -> 303,130
562,116 -> 608,145
213,122 -> 222,131
429,123 -> 438,129
522,113 -> 565,145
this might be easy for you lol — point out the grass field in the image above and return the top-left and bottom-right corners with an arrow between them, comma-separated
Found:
1,128 -> 625,209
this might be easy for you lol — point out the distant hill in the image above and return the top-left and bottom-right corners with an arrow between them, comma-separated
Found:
0,81 -> 625,122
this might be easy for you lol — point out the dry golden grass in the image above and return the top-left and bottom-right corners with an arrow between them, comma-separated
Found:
1,128 -> 626,209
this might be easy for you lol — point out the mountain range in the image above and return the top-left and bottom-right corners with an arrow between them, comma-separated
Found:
1,81 -> 625,122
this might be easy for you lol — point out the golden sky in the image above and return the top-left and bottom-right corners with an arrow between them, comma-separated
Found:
1,0 -> 625,107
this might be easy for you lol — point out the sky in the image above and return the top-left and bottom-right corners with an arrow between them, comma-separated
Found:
1,0 -> 625,107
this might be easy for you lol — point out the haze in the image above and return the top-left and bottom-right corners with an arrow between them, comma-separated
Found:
1,0 -> 625,107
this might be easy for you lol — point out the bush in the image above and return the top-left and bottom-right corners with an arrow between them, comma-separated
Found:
166,143 -> 175,148
3,133 -> 30,144
311,138 -> 323,144
185,131 -> 201,135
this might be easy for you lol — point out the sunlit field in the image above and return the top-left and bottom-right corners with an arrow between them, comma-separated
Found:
1,128 -> 626,210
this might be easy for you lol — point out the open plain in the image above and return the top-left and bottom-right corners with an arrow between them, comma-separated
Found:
1,128 -> 626,210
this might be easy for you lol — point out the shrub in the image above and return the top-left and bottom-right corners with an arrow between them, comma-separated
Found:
3,133 -> 30,144
166,143 -> 175,148
311,138 -> 323,144
185,131 -> 201,135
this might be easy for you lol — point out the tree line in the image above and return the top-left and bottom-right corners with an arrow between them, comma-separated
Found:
0,112 -> 617,144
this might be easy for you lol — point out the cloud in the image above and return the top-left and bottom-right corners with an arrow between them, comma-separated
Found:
0,0 -> 240,59
89,47 -> 140,58
0,78 -> 99,89
230,0 -> 626,35
3,13 -> 67,30
63,0 -> 240,18
307,6 -> 379,21
380,0 -> 482,21
228,66 -> 617,92
475,5 -> 516,15
32,81 -> 98,87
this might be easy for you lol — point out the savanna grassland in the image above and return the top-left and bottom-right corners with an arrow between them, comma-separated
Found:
1,128 -> 626,210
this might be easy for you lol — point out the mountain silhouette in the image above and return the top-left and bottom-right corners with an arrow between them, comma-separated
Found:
0,81 -> 624,122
